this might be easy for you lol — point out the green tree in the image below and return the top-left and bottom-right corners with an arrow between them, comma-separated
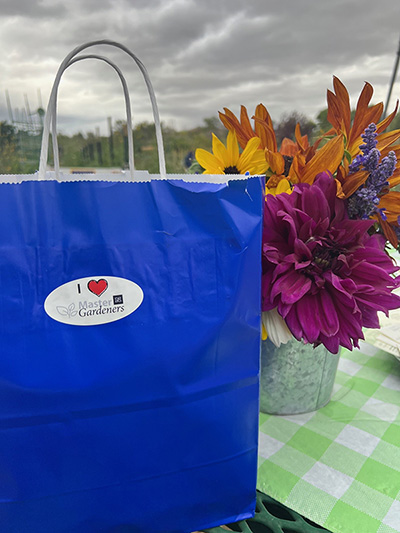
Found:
0,122 -> 22,173
387,112 -> 400,133
315,109 -> 331,135
274,112 -> 316,145
315,108 -> 357,137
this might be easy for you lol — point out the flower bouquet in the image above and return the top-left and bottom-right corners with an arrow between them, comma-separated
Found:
195,77 -> 400,414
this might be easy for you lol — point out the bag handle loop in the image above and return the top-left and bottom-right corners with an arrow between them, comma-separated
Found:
38,40 -> 166,180
47,54 -> 135,179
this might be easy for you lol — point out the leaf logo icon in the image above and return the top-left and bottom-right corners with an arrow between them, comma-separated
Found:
68,303 -> 78,317
56,303 -> 77,318
56,305 -> 69,316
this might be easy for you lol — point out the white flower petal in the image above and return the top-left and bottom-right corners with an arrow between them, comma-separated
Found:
262,309 -> 293,347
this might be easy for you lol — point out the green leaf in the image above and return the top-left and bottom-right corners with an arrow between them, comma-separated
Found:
344,150 -> 352,164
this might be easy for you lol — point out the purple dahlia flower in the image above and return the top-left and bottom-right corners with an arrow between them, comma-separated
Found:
262,172 -> 400,353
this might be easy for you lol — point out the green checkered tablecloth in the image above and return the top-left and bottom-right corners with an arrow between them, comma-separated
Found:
257,341 -> 400,533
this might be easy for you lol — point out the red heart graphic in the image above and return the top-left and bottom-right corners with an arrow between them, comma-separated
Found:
87,279 -> 108,297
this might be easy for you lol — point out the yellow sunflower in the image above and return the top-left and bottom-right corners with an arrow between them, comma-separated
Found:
220,104 -> 343,181
265,177 -> 293,197
195,130 -> 269,175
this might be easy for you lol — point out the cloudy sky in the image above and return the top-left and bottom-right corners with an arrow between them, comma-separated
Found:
1,0 -> 400,136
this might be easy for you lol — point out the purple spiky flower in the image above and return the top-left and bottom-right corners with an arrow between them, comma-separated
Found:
347,123 -> 397,220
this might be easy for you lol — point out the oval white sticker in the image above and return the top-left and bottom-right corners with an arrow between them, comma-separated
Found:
44,276 -> 144,326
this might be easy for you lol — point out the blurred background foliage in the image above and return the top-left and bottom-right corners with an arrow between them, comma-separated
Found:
1,108 -> 400,175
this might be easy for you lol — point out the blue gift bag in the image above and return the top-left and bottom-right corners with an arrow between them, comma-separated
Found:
0,41 -> 263,533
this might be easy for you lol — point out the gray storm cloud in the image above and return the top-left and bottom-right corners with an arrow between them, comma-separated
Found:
1,0 -> 399,135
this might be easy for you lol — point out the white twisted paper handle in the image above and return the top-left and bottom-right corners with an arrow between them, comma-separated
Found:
47,54 -> 135,179
38,40 -> 166,180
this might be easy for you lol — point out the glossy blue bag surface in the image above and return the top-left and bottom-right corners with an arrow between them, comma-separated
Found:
0,176 -> 263,533
0,41 -> 264,533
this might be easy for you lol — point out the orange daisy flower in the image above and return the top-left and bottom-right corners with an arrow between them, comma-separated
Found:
219,104 -> 344,191
325,76 -> 400,246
